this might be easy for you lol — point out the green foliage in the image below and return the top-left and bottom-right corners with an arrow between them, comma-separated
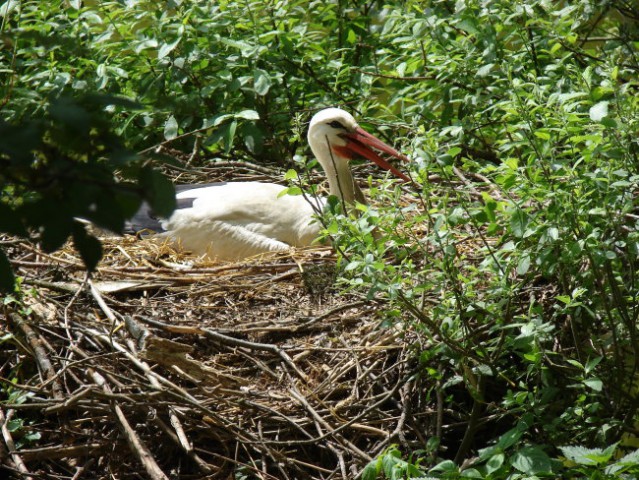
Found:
0,94 -> 175,289
1,0 -> 403,159
312,0 -> 638,478
560,444 -> 639,478
362,446 -> 426,480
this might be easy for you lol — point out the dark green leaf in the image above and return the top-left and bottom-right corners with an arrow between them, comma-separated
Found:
0,203 -> 27,236
158,37 -> 181,59
223,120 -> 237,153
72,222 -> 103,271
39,217 -> 73,253
138,167 -> 176,218
49,97 -> 91,135
240,123 -> 264,154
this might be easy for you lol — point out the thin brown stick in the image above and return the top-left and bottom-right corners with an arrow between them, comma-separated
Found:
89,368 -> 169,480
0,408 -> 32,479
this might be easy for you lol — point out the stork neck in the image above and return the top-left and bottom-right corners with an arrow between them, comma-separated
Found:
324,157 -> 361,206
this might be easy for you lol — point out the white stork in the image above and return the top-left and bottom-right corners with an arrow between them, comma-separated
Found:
128,108 -> 409,260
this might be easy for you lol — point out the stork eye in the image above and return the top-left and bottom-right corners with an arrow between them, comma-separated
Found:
328,120 -> 346,129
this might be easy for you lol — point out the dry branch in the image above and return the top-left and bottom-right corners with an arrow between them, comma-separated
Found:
0,175 -> 447,479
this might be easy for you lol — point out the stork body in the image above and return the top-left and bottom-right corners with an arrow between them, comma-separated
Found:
127,108 -> 408,261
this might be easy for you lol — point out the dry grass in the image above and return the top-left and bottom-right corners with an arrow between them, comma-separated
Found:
0,164 -> 439,479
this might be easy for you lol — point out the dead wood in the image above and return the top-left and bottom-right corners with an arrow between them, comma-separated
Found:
0,166 -> 473,479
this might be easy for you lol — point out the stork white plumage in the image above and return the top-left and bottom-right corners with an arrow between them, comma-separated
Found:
128,108 -> 409,261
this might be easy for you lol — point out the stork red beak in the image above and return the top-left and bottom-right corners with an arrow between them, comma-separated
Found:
334,127 -> 411,183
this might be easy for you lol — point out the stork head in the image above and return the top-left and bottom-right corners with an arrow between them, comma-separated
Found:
307,108 -> 410,182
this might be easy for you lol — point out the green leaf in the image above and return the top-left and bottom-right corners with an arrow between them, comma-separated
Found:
286,186 -> 302,196
235,109 -> 260,120
72,222 -> 103,272
6,418 -> 22,432
585,356 -> 603,374
476,63 -> 494,77
511,446 -> 552,474
284,169 -> 299,181
164,115 -> 179,140
219,37 -> 252,52
430,460 -> 457,473
485,453 -> 505,474
584,377 -> 603,392
510,209 -> 530,238
240,123 -> 264,154
560,445 -> 614,465
276,186 -> 302,198
447,146 -> 462,158
381,447 -> 401,476
204,114 -> 234,128
534,130 -> 551,140
253,69 -> 272,96
361,460 -> 380,480
0,0 -> 20,16
460,468 -> 483,478
607,449 -> 639,474
556,295 -> 572,305
158,37 -> 181,60
0,249 -> 15,293
589,101 -> 609,122
206,121 -> 237,153
516,254 -> 531,276
496,425 -> 526,450
23,431 -> 41,443
346,28 -> 357,44
223,120 -> 237,153
139,168 -> 176,218
0,203 -> 27,236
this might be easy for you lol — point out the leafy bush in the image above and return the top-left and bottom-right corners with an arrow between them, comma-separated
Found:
324,0 -> 639,477
0,93 -> 175,290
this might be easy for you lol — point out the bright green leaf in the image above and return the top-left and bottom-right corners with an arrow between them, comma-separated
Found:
284,169 -> 298,181
584,377 -> 603,392
589,101 -> 609,122
235,109 -> 260,120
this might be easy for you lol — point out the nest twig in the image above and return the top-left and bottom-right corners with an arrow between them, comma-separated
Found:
1,174 -> 432,479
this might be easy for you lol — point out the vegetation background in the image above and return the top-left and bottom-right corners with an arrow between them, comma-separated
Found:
1,0 -> 638,478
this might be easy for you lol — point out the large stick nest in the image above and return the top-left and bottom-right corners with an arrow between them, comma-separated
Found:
1,163 -> 441,480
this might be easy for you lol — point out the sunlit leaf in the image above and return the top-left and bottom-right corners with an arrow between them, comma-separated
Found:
589,101 -> 609,121
164,115 -> 179,140
235,109 -> 260,120
158,37 -> 181,59
511,446 -> 552,474
253,69 -> 271,96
